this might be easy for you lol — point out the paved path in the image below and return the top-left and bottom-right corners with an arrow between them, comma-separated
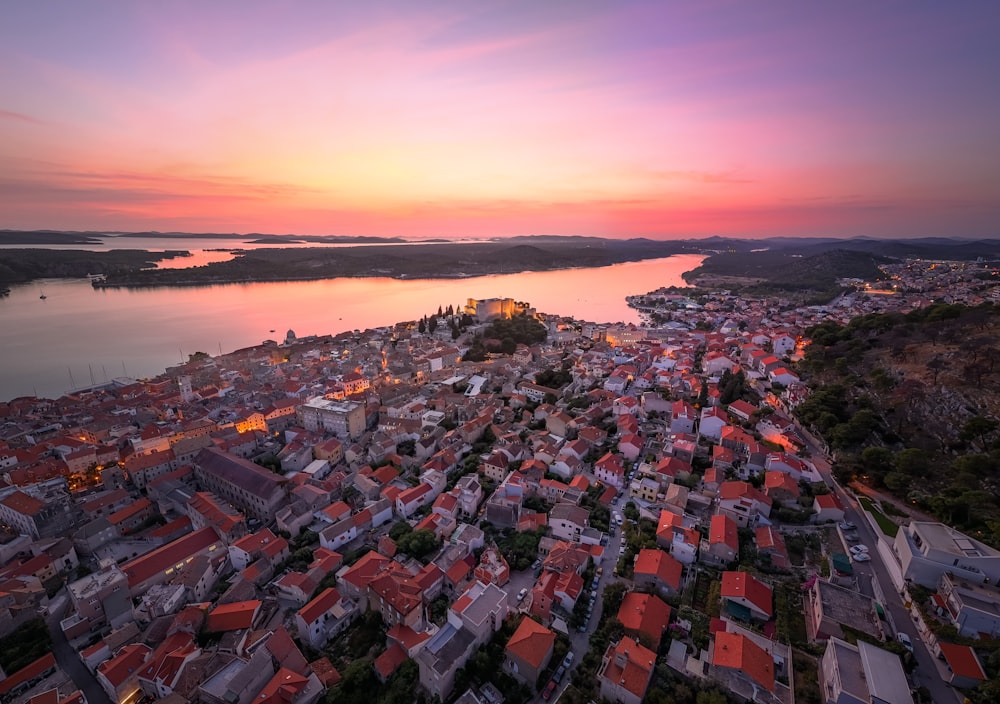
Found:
45,591 -> 112,704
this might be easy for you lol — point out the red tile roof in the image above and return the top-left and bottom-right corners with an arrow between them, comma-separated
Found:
0,654 -> 56,695
121,527 -> 221,588
373,643 -> 409,680
256,667 -> 310,704
206,599 -> 260,632
0,490 -> 44,516
617,592 -> 671,645
98,644 -> 152,689
712,631 -> 774,691
505,617 -> 556,669
633,549 -> 682,591
720,571 -> 773,618
298,587 -> 342,625
600,637 -> 655,699
710,514 -> 739,551
939,642 -> 987,681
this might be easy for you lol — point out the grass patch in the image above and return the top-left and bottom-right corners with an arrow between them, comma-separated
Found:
858,497 -> 899,537
775,585 -> 808,648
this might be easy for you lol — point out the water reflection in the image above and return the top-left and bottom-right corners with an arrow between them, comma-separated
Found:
0,254 -> 703,399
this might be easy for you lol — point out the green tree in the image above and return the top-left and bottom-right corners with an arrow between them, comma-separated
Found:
961,415 -> 999,450
395,529 -> 439,560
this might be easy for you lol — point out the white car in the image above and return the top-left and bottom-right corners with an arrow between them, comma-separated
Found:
897,632 -> 914,652
849,544 -> 869,555
517,587 -> 528,602
852,552 -> 871,562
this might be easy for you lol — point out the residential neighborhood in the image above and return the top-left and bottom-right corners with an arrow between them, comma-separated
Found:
0,269 -> 997,704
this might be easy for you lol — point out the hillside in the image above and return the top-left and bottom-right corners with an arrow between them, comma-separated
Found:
796,303 -> 1000,546
683,248 -> 891,300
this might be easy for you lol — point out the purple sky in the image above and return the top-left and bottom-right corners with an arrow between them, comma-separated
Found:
1,1 -> 998,238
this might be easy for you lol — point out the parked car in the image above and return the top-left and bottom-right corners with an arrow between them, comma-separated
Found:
542,681 -> 557,700
517,587 -> 528,601
852,552 -> 871,562
563,651 -> 575,669
897,632 -> 914,652
840,522 -> 856,530
596,567 -> 603,577
849,545 -> 869,554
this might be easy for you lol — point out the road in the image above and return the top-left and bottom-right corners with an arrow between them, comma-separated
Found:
542,510 -> 627,703
800,427 -> 961,704
45,591 -> 112,704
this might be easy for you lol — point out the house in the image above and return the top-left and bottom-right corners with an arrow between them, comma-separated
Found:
368,565 -> 426,630
765,452 -> 811,481
206,599 -> 261,632
720,571 -> 773,622
296,587 -> 358,649
120,527 -> 225,595
894,521 -> 1000,588
718,481 -> 773,528
820,637 -> 913,704
727,399 -> 757,424
764,471 -> 800,503
228,529 -> 290,572
97,643 -> 152,704
702,514 -> 738,567
337,551 -> 390,602
632,549 -> 683,595
938,642 -> 988,690
597,637 -> 656,704
711,630 -> 775,695
755,525 -> 790,570
699,407 -> 728,441
594,452 -> 626,489
136,631 -> 200,699
617,592 -> 671,649
935,573 -> 1000,639
812,494 -> 845,523
805,578 -> 883,643
415,623 -> 479,701
549,502 -> 589,543
670,400 -> 697,435
395,483 -> 434,518
654,511 -> 699,564
503,617 -> 556,688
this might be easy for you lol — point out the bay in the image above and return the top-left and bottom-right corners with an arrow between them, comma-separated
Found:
0,254 -> 703,400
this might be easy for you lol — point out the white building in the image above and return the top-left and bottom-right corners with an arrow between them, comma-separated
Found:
893,521 -> 1000,588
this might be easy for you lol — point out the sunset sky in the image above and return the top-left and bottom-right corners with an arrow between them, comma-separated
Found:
2,1 -> 999,239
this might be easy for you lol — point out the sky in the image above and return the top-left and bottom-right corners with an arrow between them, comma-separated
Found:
1,1 -> 999,239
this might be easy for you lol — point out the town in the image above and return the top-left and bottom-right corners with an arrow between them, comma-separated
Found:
0,258 -> 998,704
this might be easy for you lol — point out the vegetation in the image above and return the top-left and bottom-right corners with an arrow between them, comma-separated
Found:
796,302 -> 1000,547
493,526 -> 547,571
0,618 -> 51,674
857,497 -> 899,537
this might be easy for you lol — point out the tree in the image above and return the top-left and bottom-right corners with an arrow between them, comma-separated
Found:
395,529 -> 439,560
418,318 -> 426,334
961,415 -> 999,450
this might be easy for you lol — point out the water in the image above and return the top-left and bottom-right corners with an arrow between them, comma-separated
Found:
0,254 -> 703,400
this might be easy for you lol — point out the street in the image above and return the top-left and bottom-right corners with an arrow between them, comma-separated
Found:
801,427 -> 962,704
45,591 -> 112,704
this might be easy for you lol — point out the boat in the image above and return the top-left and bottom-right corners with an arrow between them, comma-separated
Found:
39,289 -> 47,300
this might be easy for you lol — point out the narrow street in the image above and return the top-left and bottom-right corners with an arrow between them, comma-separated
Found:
45,592 -> 112,704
